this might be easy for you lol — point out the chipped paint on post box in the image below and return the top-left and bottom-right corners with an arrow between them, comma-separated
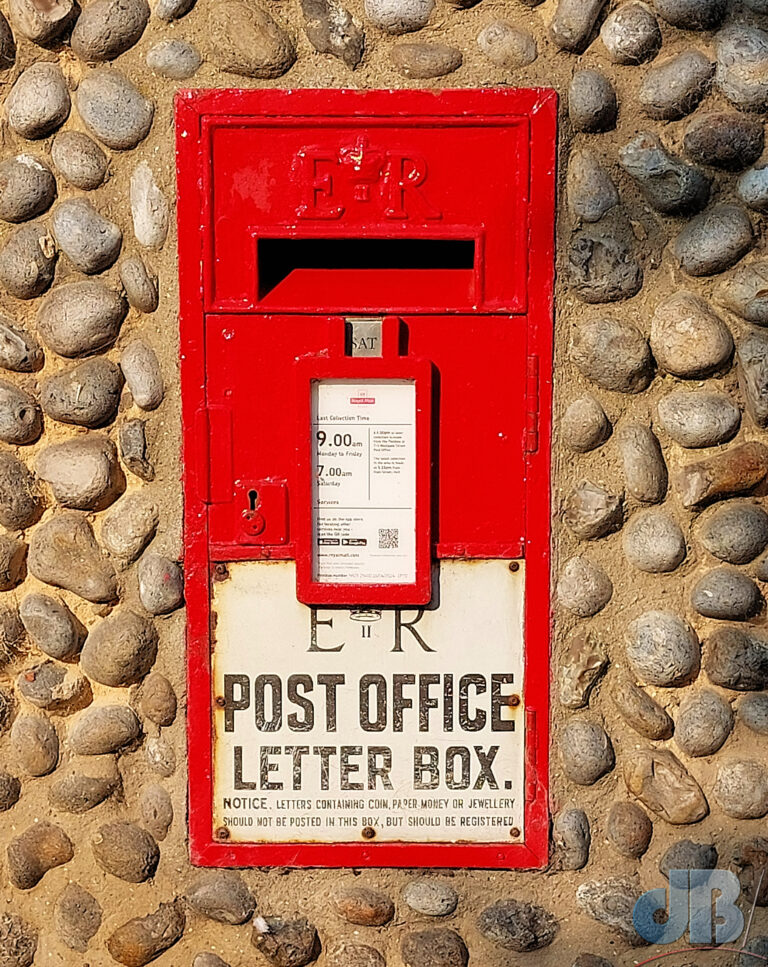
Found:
177,89 -> 556,869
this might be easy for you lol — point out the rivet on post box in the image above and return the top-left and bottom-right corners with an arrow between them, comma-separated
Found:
177,89 -> 557,871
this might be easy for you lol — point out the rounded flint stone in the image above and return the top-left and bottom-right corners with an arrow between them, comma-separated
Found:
599,3 -> 660,66
80,609 -> 158,687
657,391 -> 740,449
684,113 -> 764,172
654,0 -> 726,29
0,222 -> 56,300
639,50 -> 713,121
623,509 -> 685,573
55,884 -> 102,953
549,0 -> 608,53
68,705 -> 141,755
675,204 -> 754,277
49,769 -> 119,813
567,149 -> 617,223
562,396 -> 610,453
559,718 -> 614,785
739,693 -> 768,735
737,330 -> 768,428
51,132 -> 108,191
477,23 -> 536,70
717,261 -> 768,325
401,928 -> 468,966
121,339 -> 163,410
19,593 -> 85,661
141,784 -> 173,841
71,0 -> 150,63
691,567 -> 761,621
617,423 -> 667,504
716,26 -> 768,113
705,625 -> 768,691
38,281 -> 127,358
0,451 -> 42,529
650,292 -> 732,379
556,556 -> 612,617
393,44 -> 463,80
42,358 -> 123,429
576,877 -> 645,946
209,1 -> 298,73
626,611 -> 700,687
138,554 -> 183,615
36,435 -> 122,511
570,316 -> 652,393
0,379 -> 42,444
51,198 -> 122,275
92,822 -> 159,882
119,256 -> 158,313
606,802 -> 652,858
562,480 -> 622,540
186,871 -> 256,925
660,840 -> 717,879
612,677 -> 673,740
620,133 -> 709,215
476,899 -> 557,951
75,68 -> 154,151
675,688 -> 733,756
738,166 -> 768,214
130,162 -> 169,250
553,807 -> 590,871
699,502 -> 768,565
402,879 -> 458,917
28,512 -> 118,603
16,660 -> 88,711
119,418 -> 154,481
568,70 -> 616,133
713,760 -> 768,819
107,901 -> 184,965
11,714 -> 59,776
7,821 -> 73,889
146,39 -> 202,79
154,0 -> 196,18
0,318 -> 43,372
9,0 -> 77,45
568,231 -> 642,304
5,63 -> 70,140
0,155 -> 56,224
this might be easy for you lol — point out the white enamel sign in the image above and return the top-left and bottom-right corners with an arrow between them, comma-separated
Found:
311,378 -> 417,585
212,560 -> 525,843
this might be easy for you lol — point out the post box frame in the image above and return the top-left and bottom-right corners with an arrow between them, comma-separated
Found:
176,88 -> 556,870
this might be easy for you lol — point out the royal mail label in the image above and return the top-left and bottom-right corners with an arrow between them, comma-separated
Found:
312,378 -> 417,585
212,559 -> 525,843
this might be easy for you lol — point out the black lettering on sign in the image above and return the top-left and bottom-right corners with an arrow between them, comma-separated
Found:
459,674 -> 486,731
491,674 -> 515,732
317,674 -> 345,731
413,746 -> 439,790
368,746 -> 393,790
359,674 -> 387,731
393,609 -> 433,653
443,676 -> 454,732
286,745 -> 309,790
474,745 -> 499,789
255,675 -> 282,732
313,746 -> 337,790
234,745 -> 256,789
419,674 -> 440,732
309,610 -> 344,652
260,746 -> 282,790
393,674 -> 415,731
340,746 -> 363,790
446,746 -> 471,790
223,675 -> 250,732
287,675 -> 314,731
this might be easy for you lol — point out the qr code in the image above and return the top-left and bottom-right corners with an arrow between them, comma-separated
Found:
378,528 -> 399,549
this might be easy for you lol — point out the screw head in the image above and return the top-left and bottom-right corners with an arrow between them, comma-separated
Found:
509,826 -> 521,838
361,826 -> 376,840
214,826 -> 230,841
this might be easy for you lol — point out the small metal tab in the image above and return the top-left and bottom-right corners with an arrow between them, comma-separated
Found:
345,317 -> 384,357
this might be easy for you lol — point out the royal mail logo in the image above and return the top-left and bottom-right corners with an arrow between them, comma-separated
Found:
295,135 -> 442,221
350,396 -> 375,405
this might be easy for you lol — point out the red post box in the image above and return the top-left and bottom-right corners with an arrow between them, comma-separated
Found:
177,89 -> 556,869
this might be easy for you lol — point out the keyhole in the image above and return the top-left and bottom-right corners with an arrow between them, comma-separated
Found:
248,489 -> 259,511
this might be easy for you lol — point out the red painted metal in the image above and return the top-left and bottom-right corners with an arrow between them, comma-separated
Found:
176,88 -> 557,870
